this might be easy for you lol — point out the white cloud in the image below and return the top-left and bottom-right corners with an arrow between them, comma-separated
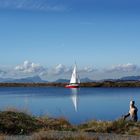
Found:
15,60 -> 46,74
39,64 -> 97,81
105,63 -> 139,73
0,0 -> 67,12
51,64 -> 71,75
0,69 -> 7,76
47,64 -> 96,77
79,66 -> 96,73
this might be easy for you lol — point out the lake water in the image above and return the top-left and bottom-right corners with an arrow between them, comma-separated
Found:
0,87 -> 140,124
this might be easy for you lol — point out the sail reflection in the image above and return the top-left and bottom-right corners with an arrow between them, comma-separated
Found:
70,88 -> 79,112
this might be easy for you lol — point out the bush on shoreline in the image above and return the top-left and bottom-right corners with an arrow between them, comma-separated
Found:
0,111 -> 74,135
0,111 -> 42,134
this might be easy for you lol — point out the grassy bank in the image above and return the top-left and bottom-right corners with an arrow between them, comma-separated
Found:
78,119 -> 140,135
0,110 -> 140,137
0,111 -> 74,135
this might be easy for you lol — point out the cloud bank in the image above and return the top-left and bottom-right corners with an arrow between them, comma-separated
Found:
15,60 -> 46,74
105,63 -> 139,73
0,70 -> 7,77
13,61 -> 97,79
0,61 -> 139,81
52,64 -> 71,75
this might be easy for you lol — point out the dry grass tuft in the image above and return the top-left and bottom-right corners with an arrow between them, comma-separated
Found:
78,119 -> 140,135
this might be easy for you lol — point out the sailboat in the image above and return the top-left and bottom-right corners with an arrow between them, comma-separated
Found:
65,64 -> 80,88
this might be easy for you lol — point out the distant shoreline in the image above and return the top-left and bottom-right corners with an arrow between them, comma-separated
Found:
0,81 -> 140,87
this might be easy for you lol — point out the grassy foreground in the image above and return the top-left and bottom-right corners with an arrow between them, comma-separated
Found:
0,111 -> 140,139
0,110 -> 74,135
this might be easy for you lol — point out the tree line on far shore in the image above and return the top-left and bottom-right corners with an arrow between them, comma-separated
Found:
0,81 -> 140,87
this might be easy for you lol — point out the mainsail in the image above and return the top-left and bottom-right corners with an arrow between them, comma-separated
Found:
70,65 -> 80,84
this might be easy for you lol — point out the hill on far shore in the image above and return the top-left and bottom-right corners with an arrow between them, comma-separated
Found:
0,75 -> 140,83
0,76 -> 47,83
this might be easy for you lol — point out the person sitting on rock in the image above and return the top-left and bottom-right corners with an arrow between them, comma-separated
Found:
124,100 -> 138,122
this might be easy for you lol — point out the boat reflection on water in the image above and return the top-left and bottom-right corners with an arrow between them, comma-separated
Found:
70,88 -> 79,112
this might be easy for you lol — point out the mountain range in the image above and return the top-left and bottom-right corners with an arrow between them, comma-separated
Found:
119,76 -> 140,81
0,75 -> 140,83
54,78 -> 94,83
0,76 -> 47,83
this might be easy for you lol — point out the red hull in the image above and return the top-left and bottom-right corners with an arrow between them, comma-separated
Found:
65,85 -> 79,88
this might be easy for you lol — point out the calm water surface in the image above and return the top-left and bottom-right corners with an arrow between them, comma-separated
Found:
0,87 -> 140,124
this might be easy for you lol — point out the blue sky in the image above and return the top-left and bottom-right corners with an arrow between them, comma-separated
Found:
0,0 -> 140,80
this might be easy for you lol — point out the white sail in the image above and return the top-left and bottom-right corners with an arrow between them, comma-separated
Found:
70,65 -> 80,84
